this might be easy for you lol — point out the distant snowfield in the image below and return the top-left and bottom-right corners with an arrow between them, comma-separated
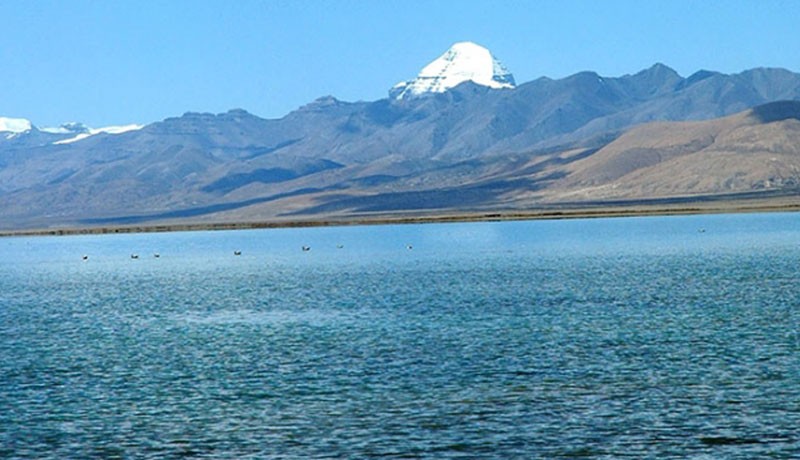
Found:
54,124 -> 144,144
1,116 -> 143,143
0,117 -> 33,138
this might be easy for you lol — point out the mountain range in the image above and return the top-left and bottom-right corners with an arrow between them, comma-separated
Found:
2,42 -> 800,230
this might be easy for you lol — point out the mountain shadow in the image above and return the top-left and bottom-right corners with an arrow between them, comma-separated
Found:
749,100 -> 800,123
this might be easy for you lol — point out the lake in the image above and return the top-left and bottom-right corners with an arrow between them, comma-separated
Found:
1,213 -> 799,458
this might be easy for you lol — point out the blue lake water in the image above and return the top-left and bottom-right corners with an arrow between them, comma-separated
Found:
1,213 -> 799,458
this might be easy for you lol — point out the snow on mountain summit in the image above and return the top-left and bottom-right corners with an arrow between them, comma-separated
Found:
390,42 -> 516,99
0,117 -> 33,137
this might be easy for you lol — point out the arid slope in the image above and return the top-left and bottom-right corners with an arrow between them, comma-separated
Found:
547,101 -> 800,201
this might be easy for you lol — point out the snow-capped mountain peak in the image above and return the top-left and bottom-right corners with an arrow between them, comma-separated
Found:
0,117 -> 33,138
390,41 -> 516,99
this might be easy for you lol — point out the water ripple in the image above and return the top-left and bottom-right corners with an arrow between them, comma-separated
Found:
2,217 -> 800,458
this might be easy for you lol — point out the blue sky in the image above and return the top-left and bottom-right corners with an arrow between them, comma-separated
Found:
2,0 -> 798,127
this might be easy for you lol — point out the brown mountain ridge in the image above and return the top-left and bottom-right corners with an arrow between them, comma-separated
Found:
545,101 -> 800,202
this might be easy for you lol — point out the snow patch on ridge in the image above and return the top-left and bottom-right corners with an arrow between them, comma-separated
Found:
54,124 -> 144,145
1,115 -> 143,143
391,42 -> 516,99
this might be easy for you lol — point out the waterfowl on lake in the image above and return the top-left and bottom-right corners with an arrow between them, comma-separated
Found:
130,254 -> 139,259
302,246 -> 311,252
234,251 -> 242,256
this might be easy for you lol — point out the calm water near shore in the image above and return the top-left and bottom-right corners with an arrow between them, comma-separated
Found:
1,213 -> 799,458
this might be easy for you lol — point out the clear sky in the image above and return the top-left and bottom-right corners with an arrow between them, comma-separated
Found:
2,0 -> 798,128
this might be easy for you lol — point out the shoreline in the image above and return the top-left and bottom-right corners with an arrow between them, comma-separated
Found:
2,200 -> 800,238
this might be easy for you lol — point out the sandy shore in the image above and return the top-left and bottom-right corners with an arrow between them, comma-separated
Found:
2,198 -> 799,238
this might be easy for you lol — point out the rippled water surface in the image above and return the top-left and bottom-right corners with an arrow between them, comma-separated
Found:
2,213 -> 800,458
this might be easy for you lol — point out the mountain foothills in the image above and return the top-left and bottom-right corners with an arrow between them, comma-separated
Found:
2,42 -> 800,230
